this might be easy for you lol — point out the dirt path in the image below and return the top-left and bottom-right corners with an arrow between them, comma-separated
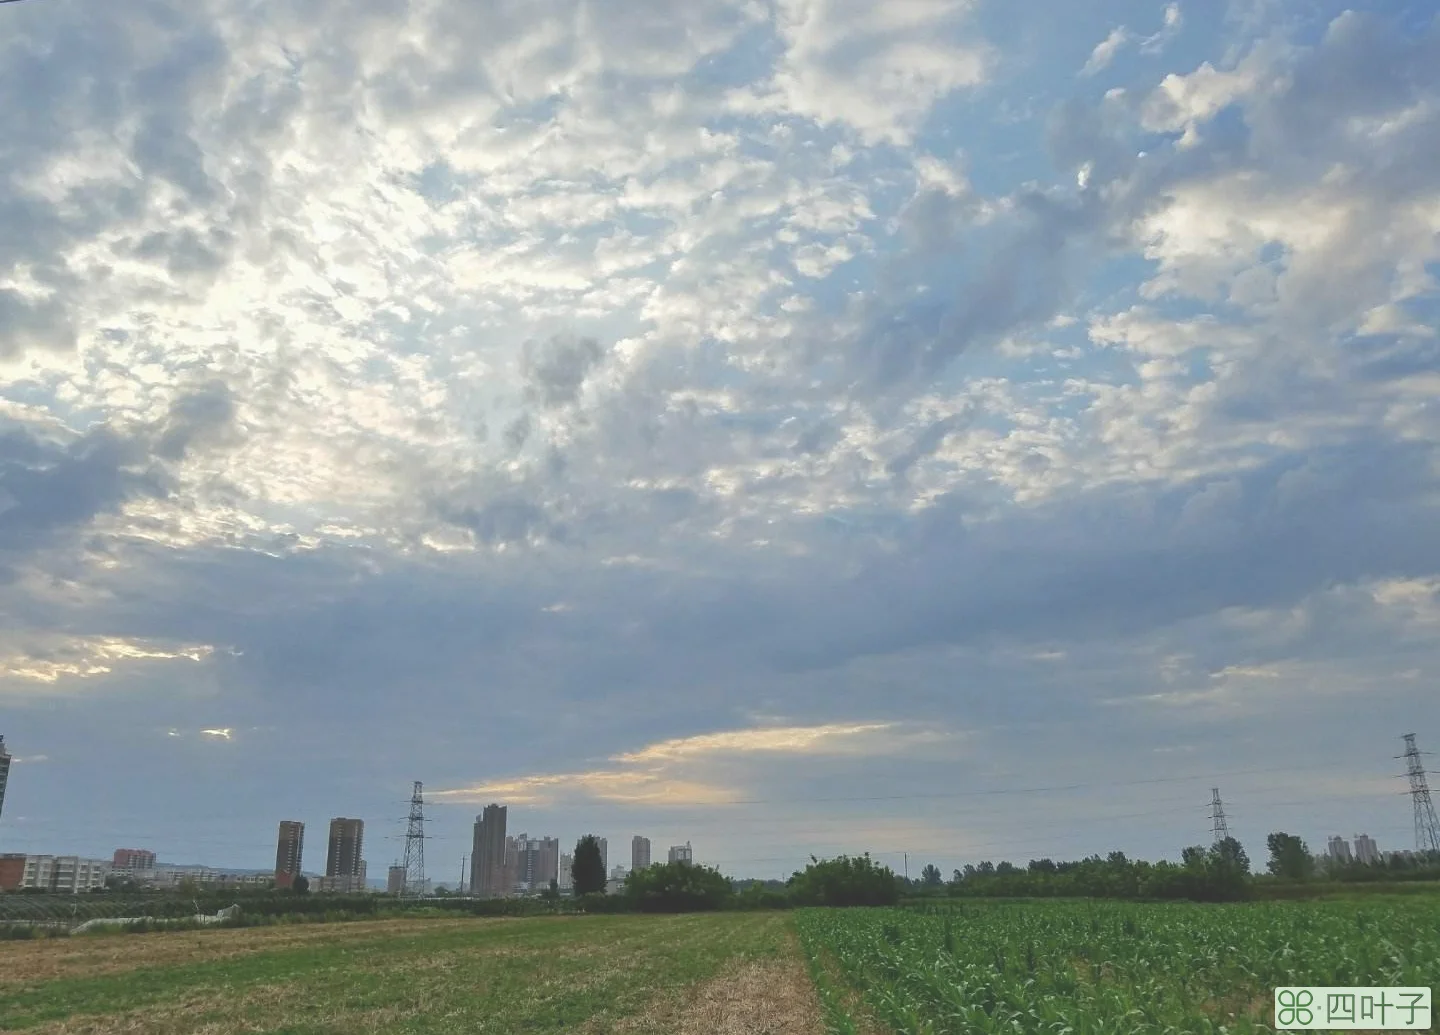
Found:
615,944 -> 827,1035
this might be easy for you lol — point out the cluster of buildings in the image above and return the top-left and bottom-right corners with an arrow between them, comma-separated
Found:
272,817 -> 369,893
465,804 -> 694,898
0,847 -> 277,894
1318,833 -> 1425,868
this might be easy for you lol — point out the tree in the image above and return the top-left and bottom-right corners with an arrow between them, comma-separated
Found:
624,861 -> 733,912
788,854 -> 902,907
292,875 -> 310,895
920,863 -> 943,887
572,835 -> 607,896
540,879 -> 560,902
1266,832 -> 1314,881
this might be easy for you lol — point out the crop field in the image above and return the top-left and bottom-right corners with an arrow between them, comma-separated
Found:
795,898 -> 1440,1034
0,912 -> 823,1034
3,899 -> 1437,1034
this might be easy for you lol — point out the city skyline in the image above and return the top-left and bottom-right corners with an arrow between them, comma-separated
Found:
1,736 -> 1435,883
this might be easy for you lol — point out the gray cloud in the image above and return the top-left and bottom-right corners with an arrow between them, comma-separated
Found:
0,426 -> 165,562
520,333 -> 606,409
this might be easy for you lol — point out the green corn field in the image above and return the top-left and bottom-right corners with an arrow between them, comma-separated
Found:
795,898 -> 1440,1034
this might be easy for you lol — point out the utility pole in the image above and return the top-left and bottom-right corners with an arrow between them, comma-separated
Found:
904,852 -> 908,882
1399,734 -> 1440,856
460,855 -> 467,895
1210,788 -> 1231,843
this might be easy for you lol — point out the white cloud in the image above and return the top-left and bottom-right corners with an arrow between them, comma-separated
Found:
745,0 -> 990,146
1082,27 -> 1131,77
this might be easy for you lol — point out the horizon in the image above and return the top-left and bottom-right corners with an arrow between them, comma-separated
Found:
2,0 -> 1439,885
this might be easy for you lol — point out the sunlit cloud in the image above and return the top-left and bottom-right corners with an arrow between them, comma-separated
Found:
0,636 -> 216,688
432,721 -> 966,806
430,769 -> 739,807
200,728 -> 234,741
611,722 -> 900,763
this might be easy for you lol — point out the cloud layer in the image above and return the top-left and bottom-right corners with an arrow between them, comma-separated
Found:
1,0 -> 1436,877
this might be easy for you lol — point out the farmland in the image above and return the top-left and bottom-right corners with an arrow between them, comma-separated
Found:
0,912 -> 822,1034
2,898 -> 1437,1033
796,898 -> 1440,1034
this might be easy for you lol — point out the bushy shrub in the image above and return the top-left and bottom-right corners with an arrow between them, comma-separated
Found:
787,855 -> 902,907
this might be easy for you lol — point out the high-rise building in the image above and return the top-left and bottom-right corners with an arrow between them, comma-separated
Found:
387,864 -> 406,894
631,836 -> 651,872
1353,834 -> 1381,865
470,804 -> 508,897
668,842 -> 693,865
511,835 -> 560,892
0,735 -> 12,829
275,821 -> 305,888
1326,835 -> 1353,865
597,837 -> 608,874
558,852 -> 574,891
112,848 -> 156,871
327,818 -> 365,879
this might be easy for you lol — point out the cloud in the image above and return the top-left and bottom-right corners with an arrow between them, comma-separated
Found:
612,722 -> 901,763
0,634 -> 216,688
1140,3 -> 1183,54
199,728 -> 233,740
1082,27 -> 1131,77
433,721 -> 960,806
743,0 -> 991,146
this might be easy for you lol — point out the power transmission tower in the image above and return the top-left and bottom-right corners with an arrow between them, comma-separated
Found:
400,781 -> 427,897
1210,787 -> 1231,843
1398,734 -> 1440,857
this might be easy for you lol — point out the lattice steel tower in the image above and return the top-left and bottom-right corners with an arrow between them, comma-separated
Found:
1399,734 -> 1440,857
401,781 -> 427,897
1210,787 -> 1231,843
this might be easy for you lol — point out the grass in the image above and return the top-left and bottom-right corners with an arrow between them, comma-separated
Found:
0,912 -> 820,1034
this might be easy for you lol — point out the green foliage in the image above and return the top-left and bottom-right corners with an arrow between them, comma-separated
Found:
920,863 -> 943,887
571,836 -> 607,896
291,875 -> 310,895
944,842 -> 1256,902
788,854 -> 902,907
623,861 -> 733,912
795,897 -> 1440,1033
1266,832 -> 1313,880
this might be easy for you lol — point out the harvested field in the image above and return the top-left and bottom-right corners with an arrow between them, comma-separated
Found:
0,912 -> 798,1034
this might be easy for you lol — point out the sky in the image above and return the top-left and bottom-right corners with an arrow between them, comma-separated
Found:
0,0 -> 1438,883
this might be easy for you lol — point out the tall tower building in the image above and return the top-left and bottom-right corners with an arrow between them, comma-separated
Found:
1353,834 -> 1381,866
275,821 -> 305,888
558,852 -> 574,891
470,804 -> 508,897
631,836 -> 651,871
326,818 -> 365,878
668,842 -> 693,865
0,735 -> 12,829
1326,835 -> 1352,865
597,837 -> 608,874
